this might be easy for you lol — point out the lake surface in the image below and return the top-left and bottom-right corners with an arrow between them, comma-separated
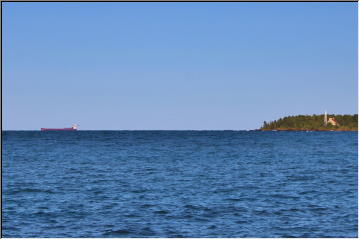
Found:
2,131 -> 358,237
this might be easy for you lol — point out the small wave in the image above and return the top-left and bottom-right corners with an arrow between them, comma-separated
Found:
140,226 -> 156,236
166,230 -> 185,238
131,188 -> 148,193
154,210 -> 169,215
3,226 -> 20,231
103,229 -> 132,236
213,188 -> 233,193
103,203 -> 117,210
288,208 -> 300,212
124,213 -> 139,218
193,216 -> 211,222
299,190 -> 318,195
310,207 -> 329,212
252,209 -> 270,216
287,175 -> 315,181
33,211 -> 57,218
141,203 -> 154,208
240,185 -> 259,190
270,193 -> 299,200
184,204 -> 202,210
273,208 -> 301,215
181,214 -> 193,219
236,220 -> 248,224
225,198 -> 243,202
280,234 -> 298,238
9,188 -> 55,194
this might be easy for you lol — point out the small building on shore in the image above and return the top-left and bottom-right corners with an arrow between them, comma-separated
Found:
324,111 -> 339,126
328,117 -> 338,126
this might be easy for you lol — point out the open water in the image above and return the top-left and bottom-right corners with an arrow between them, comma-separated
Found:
2,131 -> 358,237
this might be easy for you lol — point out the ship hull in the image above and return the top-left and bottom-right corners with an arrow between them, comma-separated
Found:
41,128 -> 77,131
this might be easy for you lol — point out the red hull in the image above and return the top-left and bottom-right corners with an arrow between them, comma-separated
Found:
41,128 -> 77,131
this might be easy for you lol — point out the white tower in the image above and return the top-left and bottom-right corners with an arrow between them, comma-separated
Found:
324,110 -> 327,125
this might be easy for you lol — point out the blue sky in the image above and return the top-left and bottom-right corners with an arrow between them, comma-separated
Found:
3,2 -> 358,130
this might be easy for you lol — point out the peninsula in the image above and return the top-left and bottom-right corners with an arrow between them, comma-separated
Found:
260,114 -> 358,131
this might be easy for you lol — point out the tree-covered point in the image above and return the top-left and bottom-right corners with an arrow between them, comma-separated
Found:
261,114 -> 358,131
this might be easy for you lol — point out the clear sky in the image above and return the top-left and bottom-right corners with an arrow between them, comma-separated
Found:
3,2 -> 358,130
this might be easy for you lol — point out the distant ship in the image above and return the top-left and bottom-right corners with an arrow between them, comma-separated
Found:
41,124 -> 78,131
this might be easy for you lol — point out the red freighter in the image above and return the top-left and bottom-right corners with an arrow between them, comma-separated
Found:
41,124 -> 78,131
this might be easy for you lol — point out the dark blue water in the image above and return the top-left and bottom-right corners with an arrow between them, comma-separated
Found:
2,131 -> 358,237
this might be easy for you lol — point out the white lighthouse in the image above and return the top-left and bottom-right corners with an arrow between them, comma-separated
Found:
324,110 -> 328,125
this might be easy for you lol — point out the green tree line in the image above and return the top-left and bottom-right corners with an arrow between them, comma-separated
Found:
261,114 -> 358,131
